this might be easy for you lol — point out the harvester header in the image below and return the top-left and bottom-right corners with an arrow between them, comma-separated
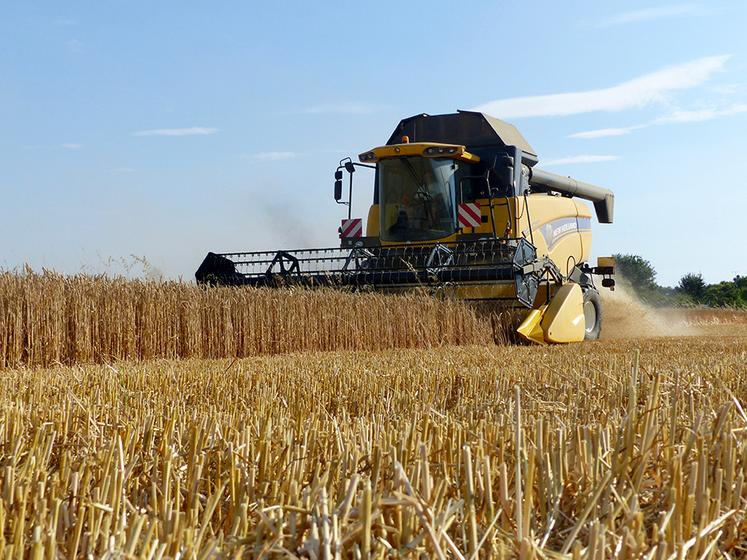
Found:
197,110 -> 617,344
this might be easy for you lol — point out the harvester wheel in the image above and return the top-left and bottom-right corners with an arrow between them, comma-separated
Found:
583,288 -> 602,340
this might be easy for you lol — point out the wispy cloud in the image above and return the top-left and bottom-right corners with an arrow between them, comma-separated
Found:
304,102 -> 376,115
597,4 -> 700,27
61,143 -> 82,150
542,155 -> 619,166
66,39 -> 84,53
245,151 -> 297,161
654,103 -> 747,123
569,126 -> 643,139
133,127 -> 218,137
473,55 -> 730,119
570,103 -> 747,138
708,83 -> 742,95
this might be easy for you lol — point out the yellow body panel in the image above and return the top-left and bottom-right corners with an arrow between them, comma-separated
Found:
540,283 -> 585,343
366,204 -> 380,237
516,195 -> 592,277
444,195 -> 591,275
517,283 -> 585,344
360,143 -> 480,164
516,307 -> 547,345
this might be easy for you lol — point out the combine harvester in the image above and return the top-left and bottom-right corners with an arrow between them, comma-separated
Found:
196,111 -> 616,343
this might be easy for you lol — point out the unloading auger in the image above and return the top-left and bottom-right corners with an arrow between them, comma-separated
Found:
196,110 -> 616,343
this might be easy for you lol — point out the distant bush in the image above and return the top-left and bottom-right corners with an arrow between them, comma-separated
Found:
699,275 -> 747,308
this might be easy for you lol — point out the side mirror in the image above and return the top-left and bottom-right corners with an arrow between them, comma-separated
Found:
334,170 -> 343,201
344,161 -> 355,174
500,155 -> 515,189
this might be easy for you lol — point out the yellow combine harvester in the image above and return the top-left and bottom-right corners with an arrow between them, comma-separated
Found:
197,111 -> 616,343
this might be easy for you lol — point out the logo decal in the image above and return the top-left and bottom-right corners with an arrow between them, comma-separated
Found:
535,217 -> 588,249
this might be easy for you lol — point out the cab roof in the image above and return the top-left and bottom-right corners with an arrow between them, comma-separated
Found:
386,110 -> 536,157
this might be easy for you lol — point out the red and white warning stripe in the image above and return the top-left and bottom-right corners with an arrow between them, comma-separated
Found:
340,218 -> 363,238
458,202 -> 481,229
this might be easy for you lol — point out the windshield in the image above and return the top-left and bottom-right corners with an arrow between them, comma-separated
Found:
378,157 -> 459,242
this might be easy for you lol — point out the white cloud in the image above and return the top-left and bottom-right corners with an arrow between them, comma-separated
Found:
473,55 -> 730,118
61,143 -> 82,149
597,4 -> 699,27
246,151 -> 297,161
654,103 -> 747,124
708,83 -> 742,95
570,103 -> 747,138
542,155 -> 619,166
133,127 -> 218,137
569,126 -> 642,139
304,102 -> 376,115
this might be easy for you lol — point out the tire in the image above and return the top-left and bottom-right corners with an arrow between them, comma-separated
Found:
582,288 -> 602,340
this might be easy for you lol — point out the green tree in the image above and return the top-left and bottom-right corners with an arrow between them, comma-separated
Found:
703,280 -> 746,308
677,273 -> 706,302
736,276 -> 747,308
612,254 -> 658,293
734,275 -> 747,294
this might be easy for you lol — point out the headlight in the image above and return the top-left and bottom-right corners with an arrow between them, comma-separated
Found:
424,146 -> 460,157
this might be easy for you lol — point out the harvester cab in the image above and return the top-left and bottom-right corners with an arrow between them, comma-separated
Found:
196,110 -> 616,344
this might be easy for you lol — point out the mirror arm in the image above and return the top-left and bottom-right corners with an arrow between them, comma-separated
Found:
334,158 -> 376,219
347,168 -> 353,219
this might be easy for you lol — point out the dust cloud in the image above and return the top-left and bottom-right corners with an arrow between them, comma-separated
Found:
600,281 -> 701,340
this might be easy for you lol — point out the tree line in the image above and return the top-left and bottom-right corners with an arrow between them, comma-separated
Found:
613,254 -> 746,308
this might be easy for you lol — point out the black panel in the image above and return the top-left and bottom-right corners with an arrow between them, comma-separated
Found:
387,112 -> 505,148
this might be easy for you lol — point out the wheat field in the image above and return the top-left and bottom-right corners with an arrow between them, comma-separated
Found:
0,272 -> 493,369
0,273 -> 745,558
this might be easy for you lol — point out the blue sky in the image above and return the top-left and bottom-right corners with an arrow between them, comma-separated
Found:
1,1 -> 746,285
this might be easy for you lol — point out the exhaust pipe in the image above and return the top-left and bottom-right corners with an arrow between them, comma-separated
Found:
529,168 -> 614,224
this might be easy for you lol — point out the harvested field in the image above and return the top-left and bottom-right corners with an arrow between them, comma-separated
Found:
0,335 -> 745,557
1,272 -> 745,557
